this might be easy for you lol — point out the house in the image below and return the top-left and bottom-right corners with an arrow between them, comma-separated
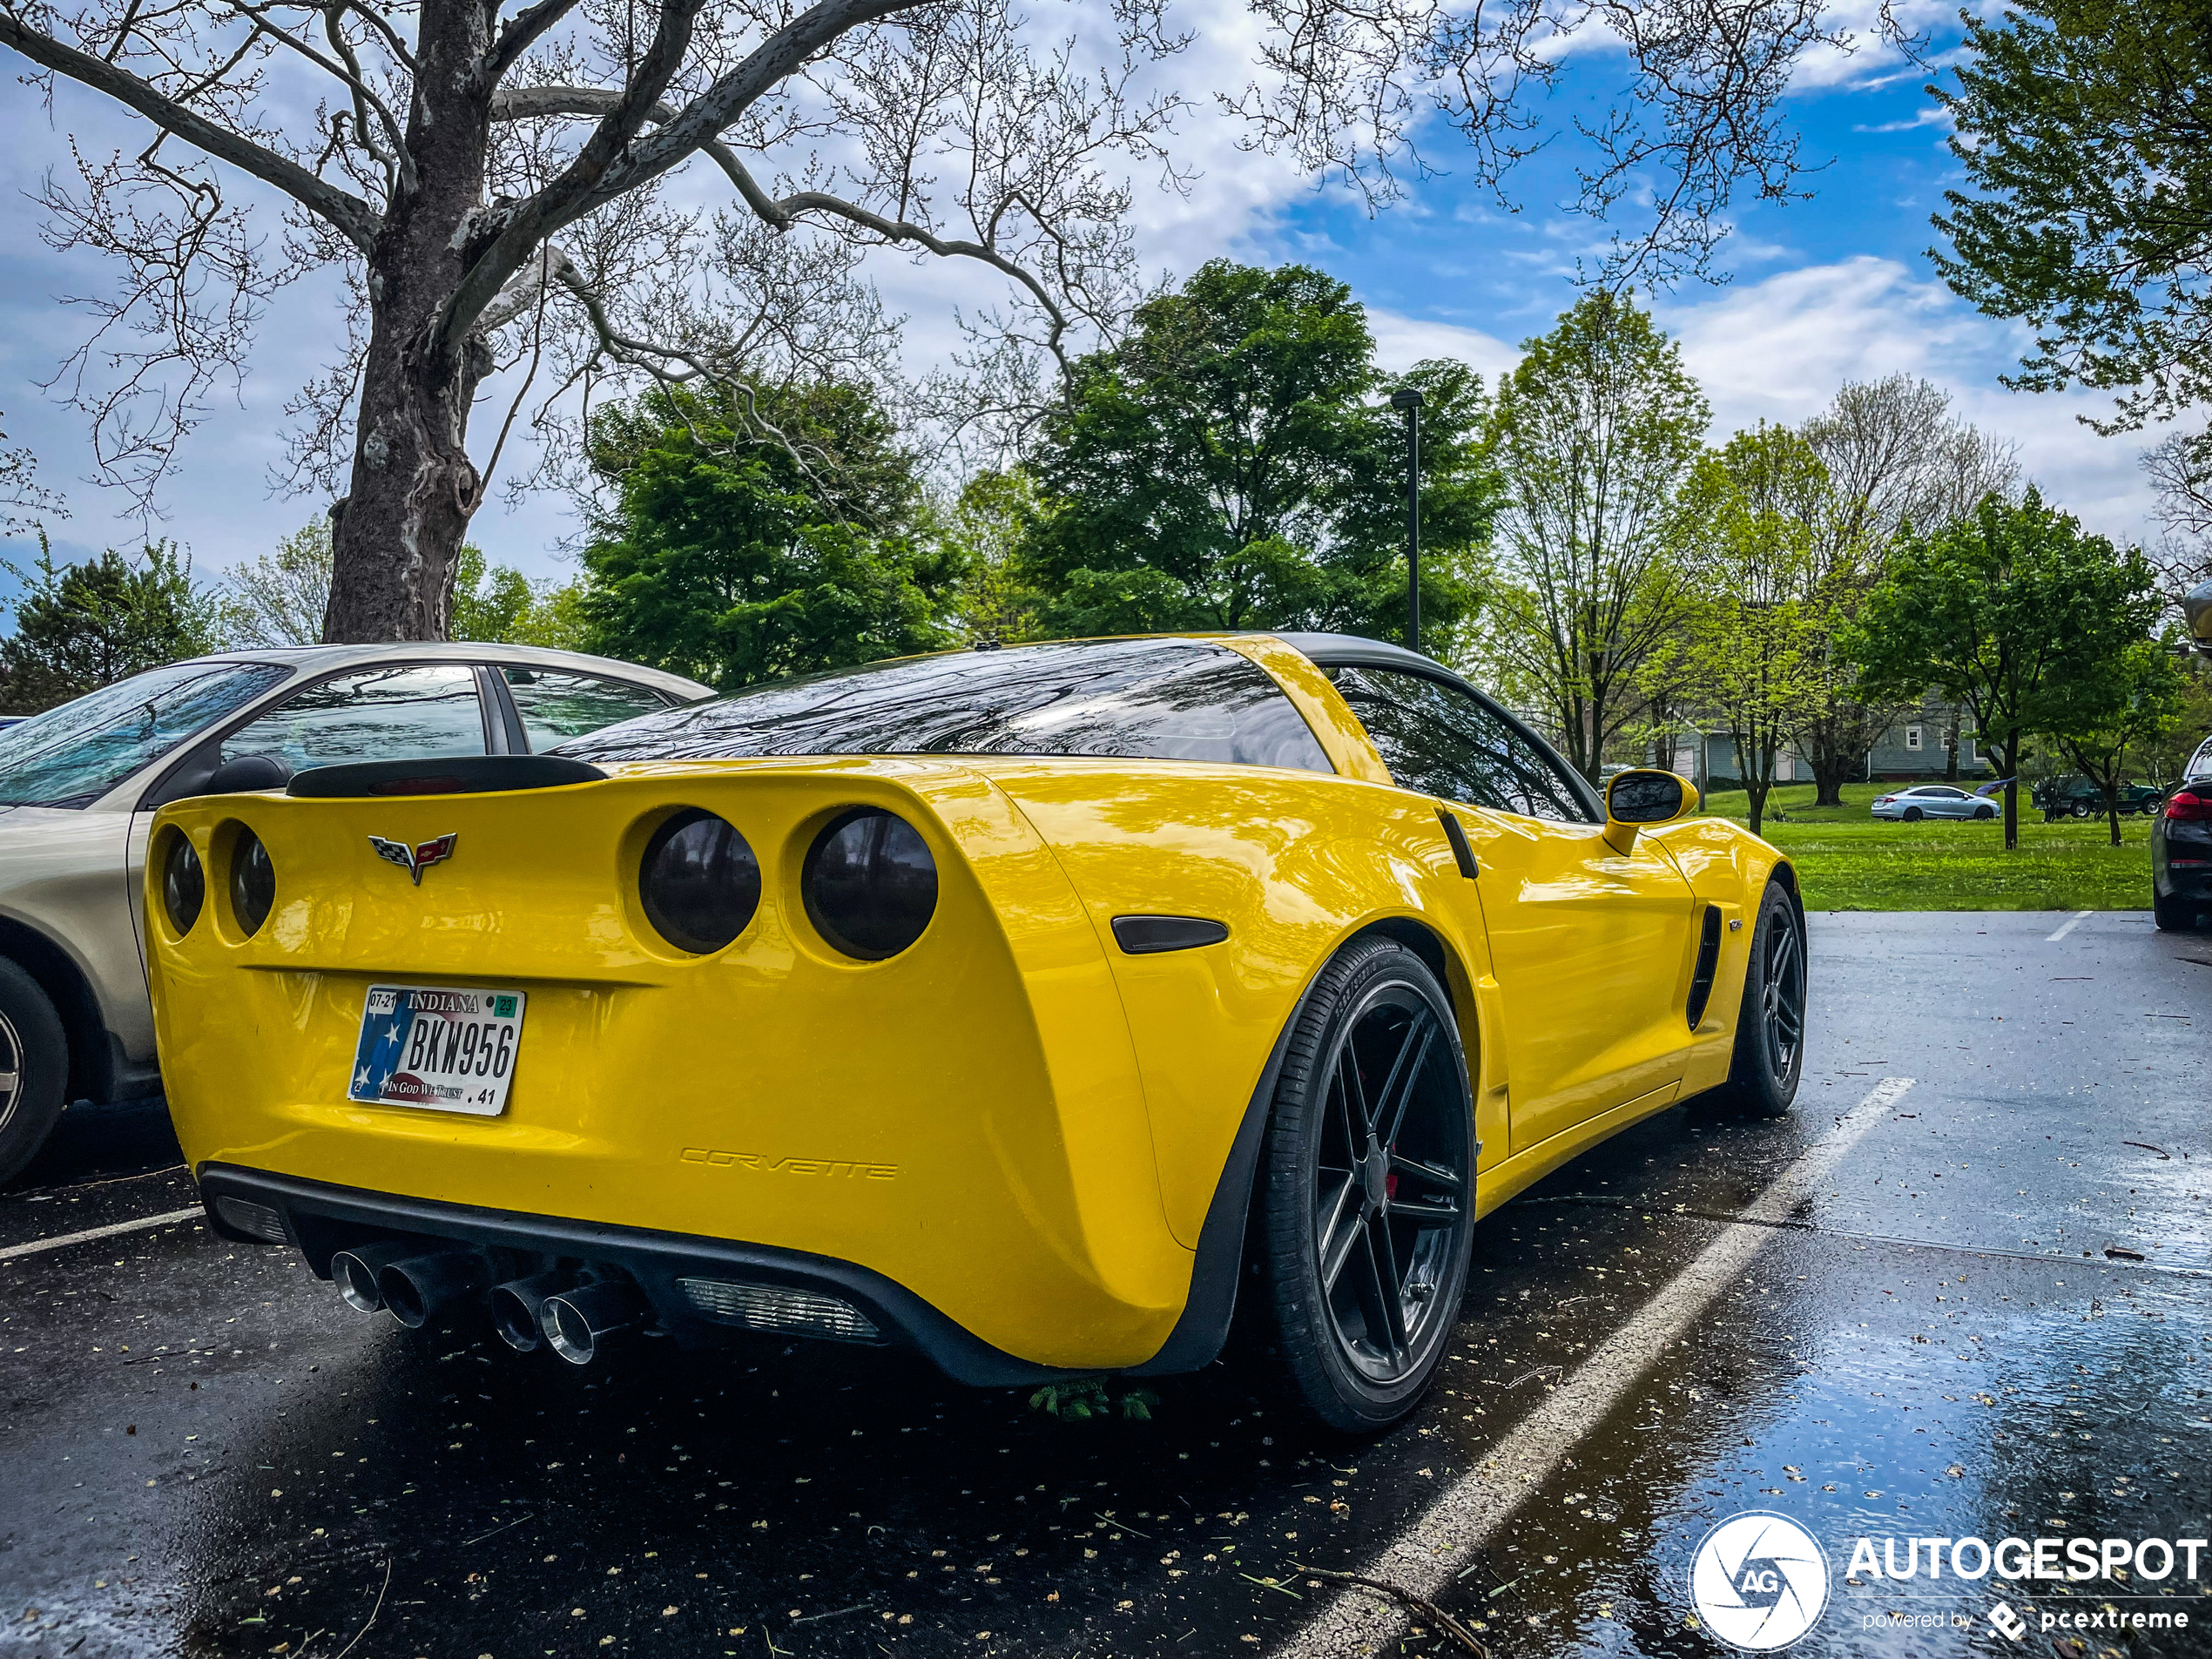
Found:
1666,695 -> 1993,788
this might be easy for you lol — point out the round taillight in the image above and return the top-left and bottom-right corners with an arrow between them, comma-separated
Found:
161,833 -> 204,935
802,808 -> 937,961
230,826 -> 276,935
639,809 -> 761,954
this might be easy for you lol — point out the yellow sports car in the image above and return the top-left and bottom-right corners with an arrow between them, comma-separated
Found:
147,633 -> 1804,1430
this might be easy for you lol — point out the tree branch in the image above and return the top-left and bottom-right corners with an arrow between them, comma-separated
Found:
0,8 -> 381,253
486,0 -> 583,84
439,0 -> 706,354
487,84 -> 1075,370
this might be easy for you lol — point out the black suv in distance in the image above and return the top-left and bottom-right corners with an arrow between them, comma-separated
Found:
2153,736 -> 2212,932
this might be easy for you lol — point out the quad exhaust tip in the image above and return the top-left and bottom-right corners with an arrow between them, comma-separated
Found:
489,1271 -> 577,1352
377,1251 -> 491,1329
540,1279 -> 646,1366
330,1243 -> 414,1313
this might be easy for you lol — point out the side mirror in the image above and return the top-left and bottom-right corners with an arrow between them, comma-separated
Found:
203,752 -> 295,795
1603,768 -> 1697,852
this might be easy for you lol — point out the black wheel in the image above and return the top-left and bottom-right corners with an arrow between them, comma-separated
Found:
1973,805 -> 1995,820
0,958 -> 69,1187
2070,799 -> 2093,819
1901,806 -> 1923,821
1714,884 -> 1806,1118
1252,937 -> 1474,1433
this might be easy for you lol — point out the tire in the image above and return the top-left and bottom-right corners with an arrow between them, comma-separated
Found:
1901,806 -> 1923,822
2070,799 -> 2093,819
1251,936 -> 1474,1433
1713,883 -> 1806,1119
0,958 -> 70,1188
2154,890 -> 2201,933
1973,805 -> 1995,820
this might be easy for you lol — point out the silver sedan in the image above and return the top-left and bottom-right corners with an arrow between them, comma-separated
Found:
0,643 -> 710,1184
1871,784 -> 1998,822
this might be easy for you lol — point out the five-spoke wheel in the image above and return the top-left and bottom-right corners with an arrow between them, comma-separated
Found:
1254,936 -> 1474,1431
1719,881 -> 1806,1118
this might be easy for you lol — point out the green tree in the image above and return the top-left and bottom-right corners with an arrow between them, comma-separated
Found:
580,381 -> 961,690
450,546 -> 589,651
0,538 -> 219,712
1481,290 -> 1709,784
1028,260 -> 1494,645
2044,634 -> 2188,843
1647,427 -> 1831,833
1932,0 -> 2212,433
940,471 -> 1045,647
1847,489 -> 2161,848
219,519 -> 334,647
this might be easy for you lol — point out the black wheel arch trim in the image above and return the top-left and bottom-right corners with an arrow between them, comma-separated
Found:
193,1163 -> 1090,1389
1129,916 -> 1476,1378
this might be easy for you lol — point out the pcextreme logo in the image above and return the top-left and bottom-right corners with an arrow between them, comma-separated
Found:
1689,1512 -> 1831,1650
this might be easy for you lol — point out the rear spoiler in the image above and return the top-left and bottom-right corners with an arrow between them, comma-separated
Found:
288,756 -> 608,798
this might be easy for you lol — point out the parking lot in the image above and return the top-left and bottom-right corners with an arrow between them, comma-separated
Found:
3,911 -> 2206,1658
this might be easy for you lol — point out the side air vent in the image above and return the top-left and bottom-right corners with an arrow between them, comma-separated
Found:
1686,905 -> 1724,1029
289,755 -> 607,798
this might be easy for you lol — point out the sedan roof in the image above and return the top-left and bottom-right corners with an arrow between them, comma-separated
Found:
185,641 -> 711,701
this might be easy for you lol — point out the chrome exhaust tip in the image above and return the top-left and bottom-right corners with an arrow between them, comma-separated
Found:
540,1279 -> 646,1366
489,1271 -> 576,1352
331,1243 -> 414,1313
376,1250 -> 490,1329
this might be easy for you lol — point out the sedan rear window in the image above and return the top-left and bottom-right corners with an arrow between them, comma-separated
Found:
0,662 -> 290,807
556,638 -> 1334,773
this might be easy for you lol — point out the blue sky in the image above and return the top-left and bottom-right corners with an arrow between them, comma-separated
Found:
0,2 -> 2172,597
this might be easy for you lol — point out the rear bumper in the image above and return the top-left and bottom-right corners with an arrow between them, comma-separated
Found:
197,1163 -> 1089,1387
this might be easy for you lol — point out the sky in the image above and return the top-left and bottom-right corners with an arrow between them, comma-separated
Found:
0,0 -> 2175,597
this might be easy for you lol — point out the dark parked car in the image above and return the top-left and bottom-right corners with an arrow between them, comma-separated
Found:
2152,738 -> 2212,932
2034,776 -> 2164,820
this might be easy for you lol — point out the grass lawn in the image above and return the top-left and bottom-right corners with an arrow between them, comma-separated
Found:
1695,781 -> 2156,912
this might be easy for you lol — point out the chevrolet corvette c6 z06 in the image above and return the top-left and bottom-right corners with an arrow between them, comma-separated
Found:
146,632 -> 1806,1430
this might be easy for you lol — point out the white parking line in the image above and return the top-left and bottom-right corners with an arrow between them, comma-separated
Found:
1276,1076 -> 1916,1657
2046,910 -> 2094,941
0,1207 -> 206,1264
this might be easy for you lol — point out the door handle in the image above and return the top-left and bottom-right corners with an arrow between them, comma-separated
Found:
1436,809 -> 1480,879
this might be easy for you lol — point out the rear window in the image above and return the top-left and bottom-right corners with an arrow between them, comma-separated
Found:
554,638 -> 1334,773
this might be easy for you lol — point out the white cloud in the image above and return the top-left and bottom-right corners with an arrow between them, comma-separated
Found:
1366,311 -> 1519,383
1657,256 -> 2159,543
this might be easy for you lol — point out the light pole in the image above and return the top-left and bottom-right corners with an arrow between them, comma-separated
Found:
1390,386 -> 1423,655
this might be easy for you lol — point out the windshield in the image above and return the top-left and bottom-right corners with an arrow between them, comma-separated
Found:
0,661 -> 291,807
554,638 -> 1333,772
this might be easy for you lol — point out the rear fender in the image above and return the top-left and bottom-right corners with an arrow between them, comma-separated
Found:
981,764 -> 1495,1252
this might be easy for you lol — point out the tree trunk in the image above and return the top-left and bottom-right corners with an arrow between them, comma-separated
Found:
321,0 -> 501,644
2001,725 -> 2020,851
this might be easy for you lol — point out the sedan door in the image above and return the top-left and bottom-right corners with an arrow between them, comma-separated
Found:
1322,666 -> 1701,1156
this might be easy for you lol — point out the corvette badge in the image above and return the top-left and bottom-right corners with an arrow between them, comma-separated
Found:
368,833 -> 458,886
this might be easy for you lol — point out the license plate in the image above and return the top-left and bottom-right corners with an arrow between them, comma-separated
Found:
348,984 -> 526,1115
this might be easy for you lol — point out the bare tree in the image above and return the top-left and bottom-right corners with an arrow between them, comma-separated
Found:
3,0 -> 1922,641
217,518 -> 335,645
2144,428 -> 2211,594
0,412 -> 65,536
1791,372 -> 2021,802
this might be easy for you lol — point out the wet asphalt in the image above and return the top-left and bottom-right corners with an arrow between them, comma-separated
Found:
2,912 -> 2206,1659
